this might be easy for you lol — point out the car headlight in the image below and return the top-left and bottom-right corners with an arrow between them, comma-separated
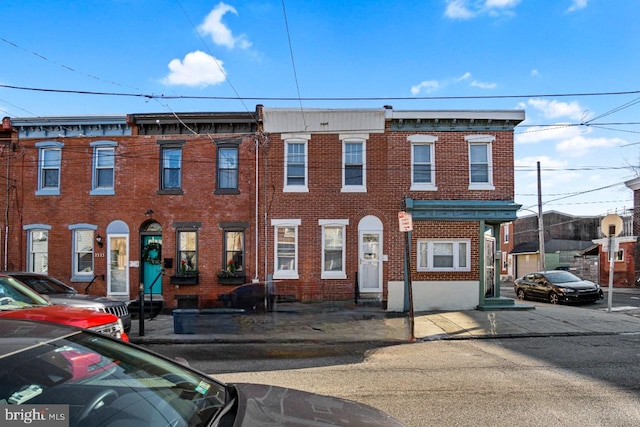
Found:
558,287 -> 576,294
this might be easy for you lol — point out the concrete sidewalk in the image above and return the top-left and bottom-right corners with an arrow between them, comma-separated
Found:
128,295 -> 640,345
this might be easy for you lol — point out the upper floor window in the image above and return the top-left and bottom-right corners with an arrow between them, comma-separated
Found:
409,135 -> 437,191
69,224 -> 97,280
158,140 -> 185,194
177,228 -> 198,275
466,135 -> 495,190
283,136 -> 309,192
320,220 -> 348,279
272,219 -> 300,279
24,225 -> 50,273
342,138 -> 366,192
417,239 -> 470,272
503,223 -> 510,243
91,141 -> 116,195
36,142 -> 64,196
216,139 -> 240,194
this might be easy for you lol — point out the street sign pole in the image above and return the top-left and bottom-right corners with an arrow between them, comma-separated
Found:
608,235 -> 614,313
398,211 -> 415,342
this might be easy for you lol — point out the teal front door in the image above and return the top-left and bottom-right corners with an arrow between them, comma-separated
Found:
142,236 -> 163,295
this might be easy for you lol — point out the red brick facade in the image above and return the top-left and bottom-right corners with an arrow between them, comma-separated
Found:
3,107 -> 524,312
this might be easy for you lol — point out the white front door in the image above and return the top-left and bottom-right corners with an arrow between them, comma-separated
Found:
107,234 -> 129,297
358,216 -> 383,293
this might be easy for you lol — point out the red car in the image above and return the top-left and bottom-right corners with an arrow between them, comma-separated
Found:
0,274 -> 128,341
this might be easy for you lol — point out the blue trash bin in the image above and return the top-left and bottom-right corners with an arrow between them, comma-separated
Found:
173,309 -> 198,334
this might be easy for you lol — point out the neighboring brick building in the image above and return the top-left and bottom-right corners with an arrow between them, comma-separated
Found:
6,112 -> 258,312
499,221 -> 515,281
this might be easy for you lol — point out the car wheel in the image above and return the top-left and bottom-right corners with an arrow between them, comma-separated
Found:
548,292 -> 559,304
516,289 -> 526,300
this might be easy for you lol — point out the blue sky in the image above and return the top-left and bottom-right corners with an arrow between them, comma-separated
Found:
1,0 -> 638,218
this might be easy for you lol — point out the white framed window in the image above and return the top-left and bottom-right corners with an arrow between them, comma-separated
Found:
24,224 -> 50,273
36,142 -> 64,196
341,137 -> 366,192
283,135 -> 309,192
409,135 -> 437,191
615,249 -> 624,262
91,141 -> 116,195
69,224 -> 97,280
466,135 -> 495,190
319,219 -> 349,279
503,223 -> 510,243
417,239 -> 471,272
272,219 -> 301,279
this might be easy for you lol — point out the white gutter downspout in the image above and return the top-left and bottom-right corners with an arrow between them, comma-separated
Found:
254,136 -> 259,282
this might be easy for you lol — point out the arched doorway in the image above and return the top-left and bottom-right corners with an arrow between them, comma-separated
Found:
141,221 -> 163,295
358,215 -> 383,294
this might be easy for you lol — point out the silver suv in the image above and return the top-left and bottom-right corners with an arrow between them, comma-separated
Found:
4,272 -> 131,333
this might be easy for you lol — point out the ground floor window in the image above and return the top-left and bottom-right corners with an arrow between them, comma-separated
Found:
417,239 -> 470,272
26,228 -> 49,273
272,219 -> 300,279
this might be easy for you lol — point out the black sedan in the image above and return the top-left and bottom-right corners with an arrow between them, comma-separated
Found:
514,271 -> 604,304
0,318 -> 406,426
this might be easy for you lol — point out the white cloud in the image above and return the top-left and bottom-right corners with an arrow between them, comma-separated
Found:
556,134 -> 623,157
470,80 -> 496,89
411,80 -> 439,95
198,2 -> 251,49
567,0 -> 588,13
530,69 -> 539,77
526,98 -> 588,121
411,72 -> 496,95
162,51 -> 227,87
444,0 -> 475,19
444,0 -> 520,19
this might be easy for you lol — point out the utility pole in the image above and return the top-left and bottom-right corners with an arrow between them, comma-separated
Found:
537,161 -> 546,271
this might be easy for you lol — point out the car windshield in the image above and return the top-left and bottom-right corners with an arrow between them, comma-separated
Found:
544,271 -> 581,284
0,276 -> 47,309
0,331 -> 229,427
14,276 -> 76,295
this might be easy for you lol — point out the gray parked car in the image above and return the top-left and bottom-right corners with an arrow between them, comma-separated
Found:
3,272 -> 131,333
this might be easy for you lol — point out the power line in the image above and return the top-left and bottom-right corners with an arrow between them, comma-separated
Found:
2,83 -> 640,102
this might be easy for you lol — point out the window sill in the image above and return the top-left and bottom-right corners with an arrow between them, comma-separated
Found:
273,271 -> 299,280
35,189 -> 60,196
410,184 -> 437,191
340,186 -> 366,193
157,189 -> 184,195
283,186 -> 309,193
90,189 -> 115,196
468,184 -> 495,191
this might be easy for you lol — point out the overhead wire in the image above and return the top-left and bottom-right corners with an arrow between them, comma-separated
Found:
281,0 -> 307,131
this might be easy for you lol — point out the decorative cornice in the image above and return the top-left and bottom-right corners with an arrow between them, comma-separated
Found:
128,112 -> 258,136
12,116 -> 129,138
389,110 -> 525,132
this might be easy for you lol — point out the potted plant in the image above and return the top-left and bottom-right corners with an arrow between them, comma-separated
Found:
170,260 -> 199,285
217,260 -> 245,285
